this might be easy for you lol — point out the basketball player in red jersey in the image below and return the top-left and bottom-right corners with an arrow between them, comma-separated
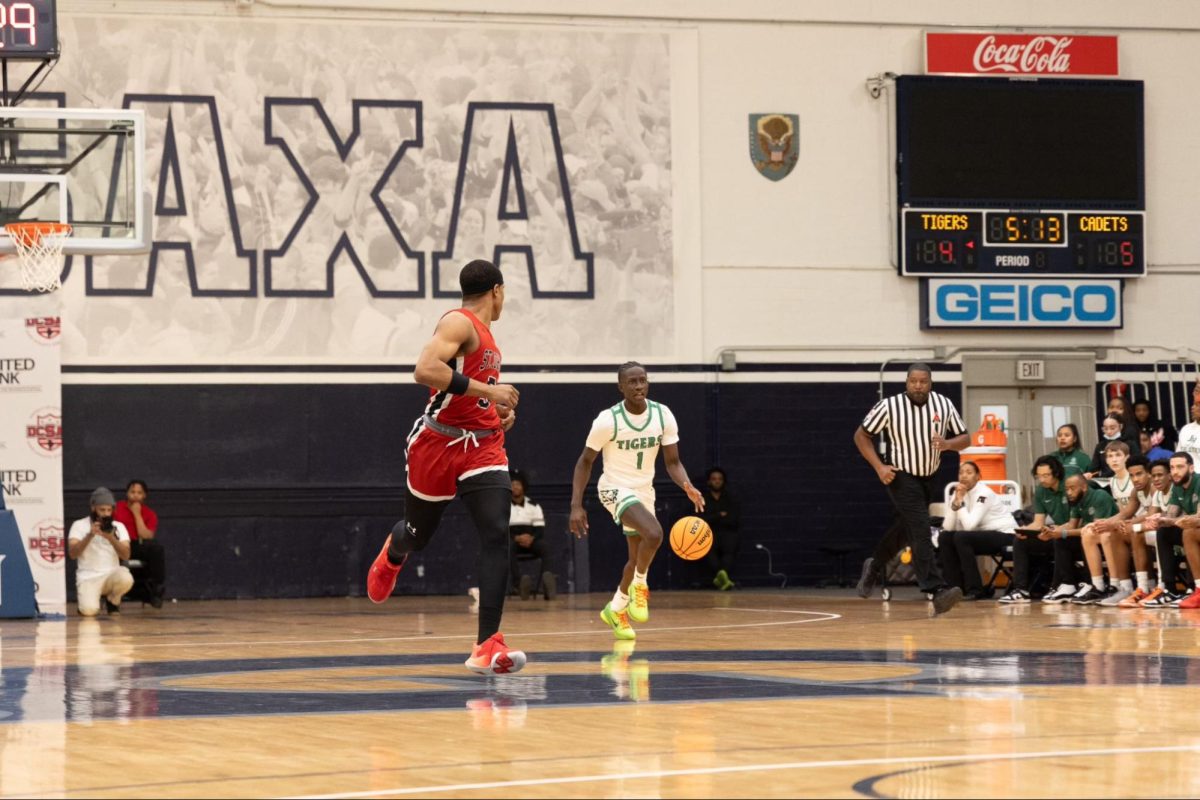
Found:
367,260 -> 526,675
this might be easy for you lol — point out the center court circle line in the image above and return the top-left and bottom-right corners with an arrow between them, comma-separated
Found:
289,743 -> 1200,799
1,609 -> 841,652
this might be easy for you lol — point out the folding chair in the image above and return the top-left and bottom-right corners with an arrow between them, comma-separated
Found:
941,480 -> 1022,591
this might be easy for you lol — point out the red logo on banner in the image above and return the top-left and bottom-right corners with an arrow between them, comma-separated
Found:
28,522 -> 65,564
24,316 -> 62,342
26,409 -> 63,455
926,33 -> 1119,76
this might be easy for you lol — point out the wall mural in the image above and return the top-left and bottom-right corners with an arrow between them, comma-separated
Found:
0,17 -> 675,362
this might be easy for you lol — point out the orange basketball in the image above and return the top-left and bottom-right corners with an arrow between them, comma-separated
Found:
669,516 -> 713,560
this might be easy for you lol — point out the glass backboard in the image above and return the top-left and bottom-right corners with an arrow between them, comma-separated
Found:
0,106 -> 148,255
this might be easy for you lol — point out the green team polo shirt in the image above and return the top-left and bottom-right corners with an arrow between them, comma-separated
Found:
1070,488 -> 1119,525
1053,448 -> 1092,476
1168,478 -> 1200,515
1034,483 -> 1070,525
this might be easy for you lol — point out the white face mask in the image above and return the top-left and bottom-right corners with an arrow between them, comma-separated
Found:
1103,430 -> 1121,441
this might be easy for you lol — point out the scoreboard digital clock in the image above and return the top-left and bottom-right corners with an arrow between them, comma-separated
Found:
902,209 -> 1145,277
0,0 -> 57,58
895,75 -> 1145,279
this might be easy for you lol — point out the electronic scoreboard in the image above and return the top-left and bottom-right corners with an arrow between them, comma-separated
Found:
896,75 -> 1145,278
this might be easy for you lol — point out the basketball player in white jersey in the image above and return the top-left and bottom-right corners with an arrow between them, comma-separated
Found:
569,362 -> 705,640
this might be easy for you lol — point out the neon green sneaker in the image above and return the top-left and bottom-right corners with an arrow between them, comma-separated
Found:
600,603 -> 636,640
627,581 -> 650,623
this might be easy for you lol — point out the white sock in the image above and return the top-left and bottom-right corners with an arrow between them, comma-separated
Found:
1136,572 -> 1152,592
633,568 -> 648,585
1194,579 -> 1200,590
1119,578 -> 1134,592
1092,576 -> 1106,591
611,588 -> 629,612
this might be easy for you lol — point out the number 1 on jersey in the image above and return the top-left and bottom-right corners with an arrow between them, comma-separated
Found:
636,451 -> 644,470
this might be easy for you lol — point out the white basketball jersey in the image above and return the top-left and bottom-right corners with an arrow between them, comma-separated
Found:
585,400 -> 680,490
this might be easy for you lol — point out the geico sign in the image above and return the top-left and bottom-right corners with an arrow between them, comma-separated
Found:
927,280 -> 1122,328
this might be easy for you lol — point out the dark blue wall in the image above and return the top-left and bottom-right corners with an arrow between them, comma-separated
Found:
60,373 -> 964,599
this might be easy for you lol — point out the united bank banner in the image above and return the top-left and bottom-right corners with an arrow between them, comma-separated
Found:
0,315 -> 66,610
0,18 -> 678,363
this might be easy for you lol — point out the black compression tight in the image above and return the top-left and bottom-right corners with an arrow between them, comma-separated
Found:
459,474 -> 513,644
387,471 -> 512,645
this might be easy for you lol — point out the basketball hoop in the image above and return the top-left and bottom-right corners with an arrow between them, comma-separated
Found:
6,221 -> 71,293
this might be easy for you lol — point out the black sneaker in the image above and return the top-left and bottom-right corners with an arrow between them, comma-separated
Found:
1071,586 -> 1106,605
542,572 -> 557,601
518,574 -> 533,600
856,557 -> 878,599
998,589 -> 1031,604
932,586 -> 963,615
103,598 -> 121,616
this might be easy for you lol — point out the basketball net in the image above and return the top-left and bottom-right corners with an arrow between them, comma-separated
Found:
6,222 -> 71,293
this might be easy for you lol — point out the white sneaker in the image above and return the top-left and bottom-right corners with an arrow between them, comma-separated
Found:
1041,583 -> 1079,604
1099,588 -> 1134,607
998,589 -> 1031,604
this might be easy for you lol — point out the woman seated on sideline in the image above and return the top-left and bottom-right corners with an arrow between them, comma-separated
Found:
938,461 -> 1018,600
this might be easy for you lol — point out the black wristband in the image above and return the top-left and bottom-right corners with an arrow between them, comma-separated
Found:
448,370 -> 470,395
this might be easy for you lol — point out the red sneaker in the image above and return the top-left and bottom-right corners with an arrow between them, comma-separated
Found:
366,535 -> 405,604
465,632 -> 527,675
1178,590 -> 1200,610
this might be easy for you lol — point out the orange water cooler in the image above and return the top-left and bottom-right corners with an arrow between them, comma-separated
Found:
961,414 -> 1007,481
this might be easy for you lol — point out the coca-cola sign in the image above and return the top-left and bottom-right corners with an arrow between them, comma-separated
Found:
926,32 -> 1119,77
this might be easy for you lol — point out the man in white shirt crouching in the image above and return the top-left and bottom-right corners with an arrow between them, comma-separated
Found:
939,461 -> 1018,600
68,487 -> 134,616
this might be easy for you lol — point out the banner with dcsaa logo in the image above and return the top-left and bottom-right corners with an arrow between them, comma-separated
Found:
0,313 -> 65,612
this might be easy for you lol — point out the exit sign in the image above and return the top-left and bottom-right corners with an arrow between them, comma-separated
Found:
1017,359 -> 1045,381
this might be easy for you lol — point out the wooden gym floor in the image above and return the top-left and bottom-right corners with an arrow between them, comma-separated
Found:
1,589 -> 1199,798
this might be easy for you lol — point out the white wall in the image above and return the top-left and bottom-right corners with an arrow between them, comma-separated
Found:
695,18 -> 1200,363
54,0 -> 1200,369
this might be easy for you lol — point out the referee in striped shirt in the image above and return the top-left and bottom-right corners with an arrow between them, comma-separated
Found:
853,363 -> 968,614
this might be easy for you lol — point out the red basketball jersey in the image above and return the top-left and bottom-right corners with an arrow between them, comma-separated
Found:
423,309 -> 502,430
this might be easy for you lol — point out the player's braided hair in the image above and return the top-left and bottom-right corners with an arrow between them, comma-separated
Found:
617,361 -> 644,380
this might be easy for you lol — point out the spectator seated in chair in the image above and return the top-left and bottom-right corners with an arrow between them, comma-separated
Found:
1177,401 -> 1200,465
938,461 -> 1018,600
1109,456 -> 1167,607
1134,399 -> 1177,453
1051,423 -> 1092,477
1106,395 -> 1144,452
1084,415 -> 1132,481
1140,430 -> 1175,463
508,470 -> 556,600
1141,451 -> 1200,608
112,479 -> 165,608
1079,446 -> 1143,606
67,487 -> 134,617
1000,457 -> 1086,605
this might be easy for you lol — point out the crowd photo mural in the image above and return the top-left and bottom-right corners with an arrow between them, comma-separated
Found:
0,17 -> 678,363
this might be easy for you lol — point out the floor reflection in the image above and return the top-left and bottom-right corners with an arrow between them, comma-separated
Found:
0,641 -> 1195,724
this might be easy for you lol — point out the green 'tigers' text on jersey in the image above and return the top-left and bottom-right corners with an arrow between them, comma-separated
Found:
585,401 -> 680,490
